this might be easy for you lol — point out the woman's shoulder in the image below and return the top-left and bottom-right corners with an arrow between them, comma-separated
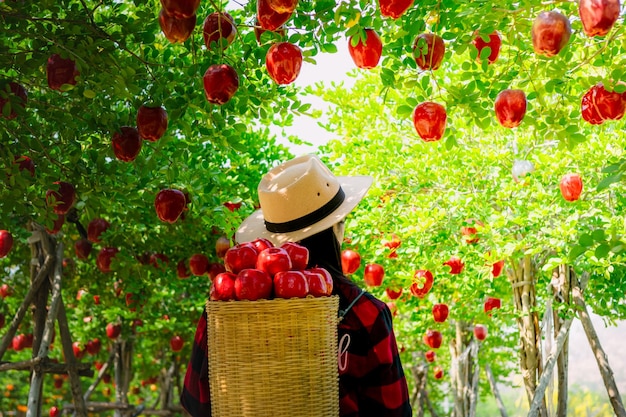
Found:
335,276 -> 389,327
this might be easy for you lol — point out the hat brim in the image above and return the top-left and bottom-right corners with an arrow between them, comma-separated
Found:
236,175 -> 373,246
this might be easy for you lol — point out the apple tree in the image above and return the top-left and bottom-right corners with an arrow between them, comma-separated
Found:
2,0 -> 626,416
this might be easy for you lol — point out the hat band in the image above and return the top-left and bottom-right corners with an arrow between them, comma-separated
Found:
264,187 -> 345,233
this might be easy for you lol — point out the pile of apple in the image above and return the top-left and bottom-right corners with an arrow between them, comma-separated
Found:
209,238 -> 333,301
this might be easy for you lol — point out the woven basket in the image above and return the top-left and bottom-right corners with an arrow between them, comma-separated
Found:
206,295 -> 340,417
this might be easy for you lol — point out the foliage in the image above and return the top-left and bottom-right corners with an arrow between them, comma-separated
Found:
1,0 -> 626,413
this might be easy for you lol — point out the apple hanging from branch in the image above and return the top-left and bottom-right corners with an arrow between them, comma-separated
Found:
348,28 -> 383,70
0,230 -> 14,258
46,181 -> 76,215
160,0 -> 200,18
158,9 -> 196,43
560,173 -> 583,202
379,0 -> 414,19
412,102 -> 447,141
413,33 -> 445,71
87,218 -> 110,243
472,31 -> 502,64
531,10 -> 572,57
257,0 -> 293,31
341,249 -> 361,275
579,0 -> 620,37
112,127 -> 142,162
203,64 -> 239,105
137,104 -> 168,142
97,247 -> 119,273
265,41 -> 303,85
154,189 -> 187,223
203,12 -> 237,50
432,303 -> 449,323
363,263 -> 385,287
494,89 -> 527,128
47,54 -> 79,90
410,269 -> 434,298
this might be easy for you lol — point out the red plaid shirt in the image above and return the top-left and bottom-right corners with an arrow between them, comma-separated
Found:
180,276 -> 412,417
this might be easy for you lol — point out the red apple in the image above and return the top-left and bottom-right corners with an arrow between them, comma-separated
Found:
53,376 -> 63,389
581,83 -> 625,124
385,287 -> 402,300
87,218 -> 110,243
412,101 -> 447,141
112,126 -> 142,162
425,350 -> 436,362
0,230 -> 14,258
379,0 -> 414,18
158,8 -> 196,43
274,270 -> 309,298
97,247 -> 119,273
207,262 -> 227,280
472,31 -> 502,64
216,236 -> 232,258
309,267 -> 333,295
137,104 -> 168,142
234,268 -> 273,301
213,272 -> 237,300
46,181 -> 76,215
363,263 -> 385,287
256,247 -> 292,276
280,242 -> 309,270
257,0 -> 293,31
106,322 -> 122,339
348,28 -> 383,69
170,335 -> 184,352
461,218 -> 483,244
155,188 -> 186,223
560,173 -> 583,202
303,269 -> 329,297
203,12 -> 237,50
12,334 -> 27,351
494,89 -> 527,128
433,366 -> 444,380
203,64 -> 239,105
0,81 -> 27,119
492,259 -> 505,278
85,338 -> 101,355
266,42 -> 303,85
225,243 -> 259,274
14,155 -> 35,177
484,297 -> 502,315
223,201 -> 242,212
250,237 -> 274,253
74,238 -> 92,260
413,33 -> 445,71
160,0 -> 200,18
474,324 -> 488,341
47,54 -> 79,90
265,0 -> 297,13
189,253 -> 209,276
432,303 -> 449,323
72,341 -> 85,359
531,10 -> 572,57
93,294 -> 101,305
579,0 -> 620,37
410,269 -> 434,298
0,283 -> 13,298
423,329 -> 443,349
443,256 -> 464,274
45,213 -> 65,235
149,253 -> 169,269
341,249 -> 361,275
177,259 -> 191,278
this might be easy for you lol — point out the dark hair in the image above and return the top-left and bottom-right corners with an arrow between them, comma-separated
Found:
299,227 -> 343,278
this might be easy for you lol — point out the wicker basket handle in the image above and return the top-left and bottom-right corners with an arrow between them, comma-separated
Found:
338,290 -> 366,322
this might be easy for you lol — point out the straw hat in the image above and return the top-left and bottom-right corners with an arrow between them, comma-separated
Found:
236,154 -> 373,246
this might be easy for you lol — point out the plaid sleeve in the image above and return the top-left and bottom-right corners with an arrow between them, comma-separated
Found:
341,295 -> 412,417
180,309 -> 211,416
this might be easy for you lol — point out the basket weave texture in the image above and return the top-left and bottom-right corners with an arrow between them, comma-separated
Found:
206,295 -> 340,417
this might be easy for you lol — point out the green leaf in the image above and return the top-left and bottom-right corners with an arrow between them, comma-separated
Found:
597,174 -> 622,191
83,89 -> 97,99
595,244 -> 611,259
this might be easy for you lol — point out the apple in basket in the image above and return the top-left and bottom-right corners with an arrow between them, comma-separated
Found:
224,243 -> 259,274
274,270 -> 309,298
234,269 -> 273,301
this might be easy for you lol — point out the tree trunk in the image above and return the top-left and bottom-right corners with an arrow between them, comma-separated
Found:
551,264 -> 571,417
508,255 -> 547,417
572,273 -> 626,417
113,339 -> 134,417
449,321 -> 479,417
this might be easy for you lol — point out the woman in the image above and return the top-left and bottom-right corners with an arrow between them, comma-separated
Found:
181,154 -> 412,417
